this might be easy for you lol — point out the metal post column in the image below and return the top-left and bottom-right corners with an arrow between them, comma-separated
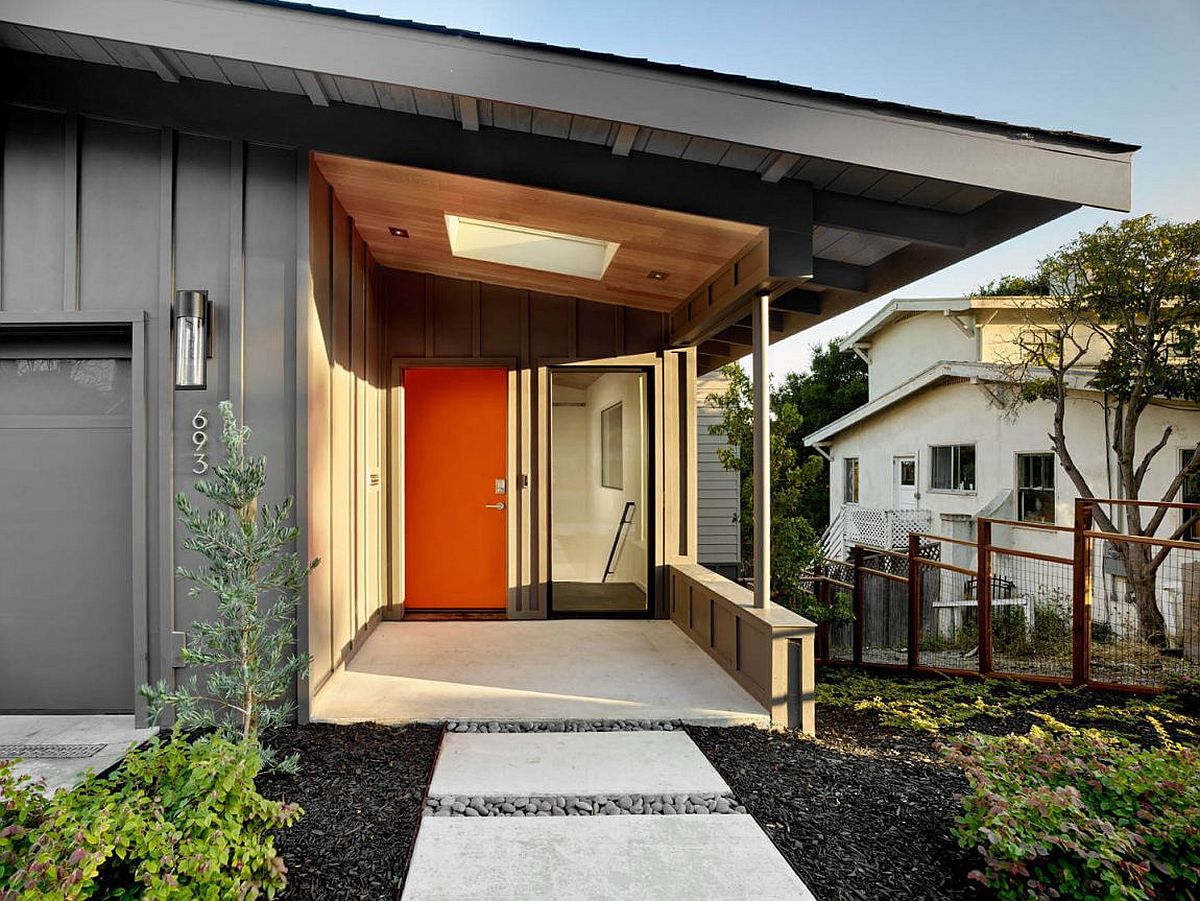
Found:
753,291 -> 771,609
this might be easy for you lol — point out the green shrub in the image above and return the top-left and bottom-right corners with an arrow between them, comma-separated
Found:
0,732 -> 299,900
945,718 -> 1200,900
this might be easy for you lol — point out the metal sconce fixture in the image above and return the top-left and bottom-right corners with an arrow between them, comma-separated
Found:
173,289 -> 212,391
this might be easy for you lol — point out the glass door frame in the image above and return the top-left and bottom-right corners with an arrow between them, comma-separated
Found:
546,363 -> 656,619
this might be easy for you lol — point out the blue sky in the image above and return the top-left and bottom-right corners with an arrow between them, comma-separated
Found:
331,0 -> 1199,375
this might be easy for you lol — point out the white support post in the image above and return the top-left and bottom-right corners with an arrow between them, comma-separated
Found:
752,291 -> 771,609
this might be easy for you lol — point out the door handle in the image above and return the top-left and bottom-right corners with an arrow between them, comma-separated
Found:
484,502 -> 506,510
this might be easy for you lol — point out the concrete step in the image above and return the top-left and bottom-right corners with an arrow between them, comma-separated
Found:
428,731 -> 730,798
402,814 -> 815,901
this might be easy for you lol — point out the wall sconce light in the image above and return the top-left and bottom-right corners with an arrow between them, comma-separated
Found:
173,289 -> 212,391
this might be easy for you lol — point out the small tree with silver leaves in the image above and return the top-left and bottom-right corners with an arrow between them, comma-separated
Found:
143,400 -> 317,771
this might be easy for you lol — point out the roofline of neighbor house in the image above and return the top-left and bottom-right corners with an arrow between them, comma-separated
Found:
0,0 -> 1137,211
838,294 -> 1072,350
800,360 -> 1184,448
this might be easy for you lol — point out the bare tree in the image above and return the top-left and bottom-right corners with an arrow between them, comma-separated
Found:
1000,215 -> 1200,645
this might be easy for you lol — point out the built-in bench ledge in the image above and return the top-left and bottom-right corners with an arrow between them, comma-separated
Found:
668,563 -> 816,734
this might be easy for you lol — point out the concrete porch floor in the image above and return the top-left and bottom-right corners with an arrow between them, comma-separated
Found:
0,716 -> 156,793
311,621 -> 768,725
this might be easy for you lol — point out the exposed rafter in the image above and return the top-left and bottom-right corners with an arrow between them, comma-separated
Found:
458,95 -> 479,131
769,288 -> 821,315
760,152 -> 800,183
611,122 -> 638,156
136,45 -> 179,83
295,69 -> 329,106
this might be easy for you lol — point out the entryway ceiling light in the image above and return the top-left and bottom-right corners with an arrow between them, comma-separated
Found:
444,214 -> 619,280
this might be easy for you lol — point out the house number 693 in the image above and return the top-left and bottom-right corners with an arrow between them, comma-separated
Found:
191,409 -> 209,475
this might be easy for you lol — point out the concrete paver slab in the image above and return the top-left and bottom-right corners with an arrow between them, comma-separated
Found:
312,621 -> 767,725
402,814 -> 814,900
429,731 -> 731,797
0,715 -> 156,793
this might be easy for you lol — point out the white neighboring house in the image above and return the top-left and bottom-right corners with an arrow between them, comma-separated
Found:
803,296 -> 1200,638
697,371 -> 741,579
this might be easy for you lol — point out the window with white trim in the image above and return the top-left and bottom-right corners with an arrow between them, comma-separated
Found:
930,444 -> 975,491
1017,453 -> 1056,523
1182,449 -> 1200,541
843,457 -> 859,504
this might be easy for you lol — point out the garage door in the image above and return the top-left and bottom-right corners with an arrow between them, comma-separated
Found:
0,328 -> 134,712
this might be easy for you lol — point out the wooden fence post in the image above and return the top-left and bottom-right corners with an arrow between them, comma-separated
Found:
907,532 -> 921,671
1072,498 -> 1095,686
851,544 -> 865,666
977,518 -> 993,675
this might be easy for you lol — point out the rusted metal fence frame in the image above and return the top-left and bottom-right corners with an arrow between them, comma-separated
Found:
807,497 -> 1198,694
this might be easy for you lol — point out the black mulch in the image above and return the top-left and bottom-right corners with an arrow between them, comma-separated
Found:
257,723 -> 443,901
689,717 -> 977,901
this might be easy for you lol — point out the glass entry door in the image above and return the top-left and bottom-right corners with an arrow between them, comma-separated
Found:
549,369 -> 650,615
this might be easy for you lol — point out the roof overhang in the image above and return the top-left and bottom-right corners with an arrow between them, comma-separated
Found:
0,0 -> 1138,372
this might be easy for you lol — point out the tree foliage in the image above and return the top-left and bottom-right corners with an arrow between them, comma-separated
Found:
143,401 -> 317,771
1000,215 -> 1200,645
776,340 -> 869,530
706,344 -> 866,618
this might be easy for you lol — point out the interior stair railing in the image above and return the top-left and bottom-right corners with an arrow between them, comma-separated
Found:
602,501 -> 636,583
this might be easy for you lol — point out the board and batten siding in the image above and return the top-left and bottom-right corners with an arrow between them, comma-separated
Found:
696,372 -> 740,576
1,104 -> 303,721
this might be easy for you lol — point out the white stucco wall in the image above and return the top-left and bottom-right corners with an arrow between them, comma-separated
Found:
863,312 -> 976,399
827,379 -> 1200,635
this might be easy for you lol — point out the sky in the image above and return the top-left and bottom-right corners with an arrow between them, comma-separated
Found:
332,0 -> 1200,376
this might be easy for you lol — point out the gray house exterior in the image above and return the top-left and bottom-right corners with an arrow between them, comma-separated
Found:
0,0 -> 1134,726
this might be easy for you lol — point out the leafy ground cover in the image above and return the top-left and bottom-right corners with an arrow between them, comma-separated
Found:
691,669 -> 1200,901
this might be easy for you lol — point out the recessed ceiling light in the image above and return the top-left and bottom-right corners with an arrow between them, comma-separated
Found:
444,214 -> 619,280
647,270 -> 669,281
388,226 -> 409,238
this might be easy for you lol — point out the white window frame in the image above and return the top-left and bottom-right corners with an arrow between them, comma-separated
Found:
1181,448 -> 1200,541
843,457 -> 860,504
1016,452 -> 1056,524
928,443 -> 976,493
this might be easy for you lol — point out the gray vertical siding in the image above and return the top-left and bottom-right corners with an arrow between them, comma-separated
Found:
1,103 -> 301,715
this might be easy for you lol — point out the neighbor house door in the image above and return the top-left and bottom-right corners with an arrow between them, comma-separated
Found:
893,455 -> 918,509
402,368 -> 507,610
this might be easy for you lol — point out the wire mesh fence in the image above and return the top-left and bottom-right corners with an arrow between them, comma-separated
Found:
988,547 -> 1074,680
807,498 -> 1200,693
1089,534 -> 1200,687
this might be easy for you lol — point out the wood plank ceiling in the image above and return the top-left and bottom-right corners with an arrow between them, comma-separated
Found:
314,152 -> 764,312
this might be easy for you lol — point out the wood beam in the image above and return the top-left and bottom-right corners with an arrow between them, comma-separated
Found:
812,258 -> 869,293
714,325 -> 753,346
769,288 -> 821,315
813,190 -> 967,248
768,227 -> 813,279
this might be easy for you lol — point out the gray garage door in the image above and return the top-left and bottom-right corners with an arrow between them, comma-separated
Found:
0,328 -> 134,712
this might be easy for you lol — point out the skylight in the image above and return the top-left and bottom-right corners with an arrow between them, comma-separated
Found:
444,215 -> 620,280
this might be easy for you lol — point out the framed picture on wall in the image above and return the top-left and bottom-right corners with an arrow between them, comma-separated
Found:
601,401 -> 623,489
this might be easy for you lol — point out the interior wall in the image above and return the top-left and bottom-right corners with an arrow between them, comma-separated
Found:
551,374 -> 648,588
306,164 -> 385,693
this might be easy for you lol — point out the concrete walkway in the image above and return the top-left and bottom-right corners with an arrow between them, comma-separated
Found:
313,621 -> 768,725
0,716 -> 155,793
403,729 -> 814,900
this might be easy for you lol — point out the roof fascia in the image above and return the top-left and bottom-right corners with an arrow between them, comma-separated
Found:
838,297 -> 972,349
0,0 -> 1134,209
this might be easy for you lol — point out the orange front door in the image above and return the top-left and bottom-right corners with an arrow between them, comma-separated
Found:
404,368 -> 507,609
